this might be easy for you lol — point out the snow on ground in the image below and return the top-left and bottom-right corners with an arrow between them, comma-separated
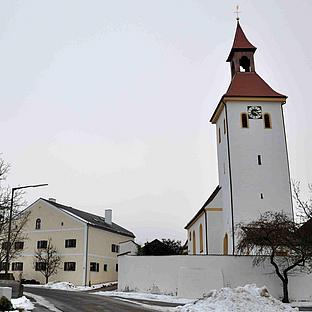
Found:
24,292 -> 62,312
11,296 -> 34,311
26,281 -> 117,291
175,284 -> 298,312
96,285 -> 301,312
95,290 -> 194,304
291,302 -> 312,308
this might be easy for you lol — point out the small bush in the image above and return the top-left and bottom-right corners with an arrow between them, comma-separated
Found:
0,296 -> 12,311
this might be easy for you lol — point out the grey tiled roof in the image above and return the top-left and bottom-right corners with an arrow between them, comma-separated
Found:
42,198 -> 135,238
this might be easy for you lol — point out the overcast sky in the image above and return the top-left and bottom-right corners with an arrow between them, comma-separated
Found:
1,0 -> 311,244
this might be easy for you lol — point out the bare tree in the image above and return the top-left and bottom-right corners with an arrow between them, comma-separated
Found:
237,212 -> 312,303
0,156 -> 28,273
0,157 -> 26,211
33,238 -> 62,284
292,180 -> 312,221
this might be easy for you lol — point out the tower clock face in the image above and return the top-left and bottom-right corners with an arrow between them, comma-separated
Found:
247,106 -> 262,119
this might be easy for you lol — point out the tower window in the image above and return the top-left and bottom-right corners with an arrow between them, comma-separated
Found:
218,128 -> 221,143
239,56 -> 251,72
192,231 -> 196,254
264,113 -> 271,128
223,119 -> 226,134
241,113 -> 248,128
199,224 -> 203,253
257,155 -> 262,165
260,193 -> 264,199
223,233 -> 228,255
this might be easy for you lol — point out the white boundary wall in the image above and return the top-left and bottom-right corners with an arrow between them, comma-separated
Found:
118,255 -> 312,301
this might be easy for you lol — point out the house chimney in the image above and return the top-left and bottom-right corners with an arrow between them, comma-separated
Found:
49,198 -> 56,203
105,209 -> 112,225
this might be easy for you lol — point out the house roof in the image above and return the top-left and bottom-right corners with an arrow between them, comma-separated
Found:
41,198 -> 135,238
226,21 -> 256,62
224,72 -> 286,98
184,186 -> 221,229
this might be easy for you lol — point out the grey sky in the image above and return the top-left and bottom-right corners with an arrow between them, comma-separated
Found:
1,1 -> 311,244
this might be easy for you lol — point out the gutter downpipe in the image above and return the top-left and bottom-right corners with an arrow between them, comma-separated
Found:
84,224 -> 89,286
204,209 -> 208,255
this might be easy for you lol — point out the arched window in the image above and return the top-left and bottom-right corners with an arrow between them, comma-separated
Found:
218,128 -> 221,143
223,233 -> 228,255
199,224 -> 203,253
189,231 -> 191,241
264,113 -> 271,128
223,119 -> 226,134
35,218 -> 41,230
239,56 -> 250,72
192,231 -> 196,255
241,113 -> 248,128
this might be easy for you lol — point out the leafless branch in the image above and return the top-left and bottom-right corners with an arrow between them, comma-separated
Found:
237,211 -> 312,303
33,238 -> 62,284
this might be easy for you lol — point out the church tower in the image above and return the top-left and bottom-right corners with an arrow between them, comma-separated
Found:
210,21 -> 293,254
185,20 -> 293,256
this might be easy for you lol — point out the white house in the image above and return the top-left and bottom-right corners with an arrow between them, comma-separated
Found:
185,21 -> 293,255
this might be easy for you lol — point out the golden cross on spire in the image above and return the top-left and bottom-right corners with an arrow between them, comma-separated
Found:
234,5 -> 241,21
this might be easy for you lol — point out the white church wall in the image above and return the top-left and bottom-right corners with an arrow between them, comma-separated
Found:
187,189 -> 225,255
207,210 -> 223,254
118,255 -> 312,301
205,187 -> 224,254
226,101 -> 293,233
187,213 -> 207,255
215,107 -> 233,253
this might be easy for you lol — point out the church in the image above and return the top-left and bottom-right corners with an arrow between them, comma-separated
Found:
185,21 -> 293,256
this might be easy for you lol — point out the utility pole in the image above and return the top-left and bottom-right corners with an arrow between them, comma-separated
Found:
5,183 -> 48,277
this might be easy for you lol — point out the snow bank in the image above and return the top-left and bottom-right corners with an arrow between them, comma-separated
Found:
176,285 -> 298,312
44,281 -> 76,290
11,296 -> 34,311
95,290 -> 194,304
30,281 -> 117,291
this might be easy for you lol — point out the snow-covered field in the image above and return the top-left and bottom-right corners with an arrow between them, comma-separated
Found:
26,281 -> 117,291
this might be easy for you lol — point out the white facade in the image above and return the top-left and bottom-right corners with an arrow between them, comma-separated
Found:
119,240 -> 139,255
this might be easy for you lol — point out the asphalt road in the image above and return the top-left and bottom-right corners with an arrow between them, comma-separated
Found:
25,287 -> 158,312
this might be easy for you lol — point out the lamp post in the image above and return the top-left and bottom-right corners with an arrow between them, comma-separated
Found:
5,183 -> 48,277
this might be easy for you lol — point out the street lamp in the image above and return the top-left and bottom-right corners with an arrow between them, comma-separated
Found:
5,183 -> 48,277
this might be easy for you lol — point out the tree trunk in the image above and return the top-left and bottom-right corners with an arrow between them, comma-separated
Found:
45,276 -> 48,284
282,279 -> 289,303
